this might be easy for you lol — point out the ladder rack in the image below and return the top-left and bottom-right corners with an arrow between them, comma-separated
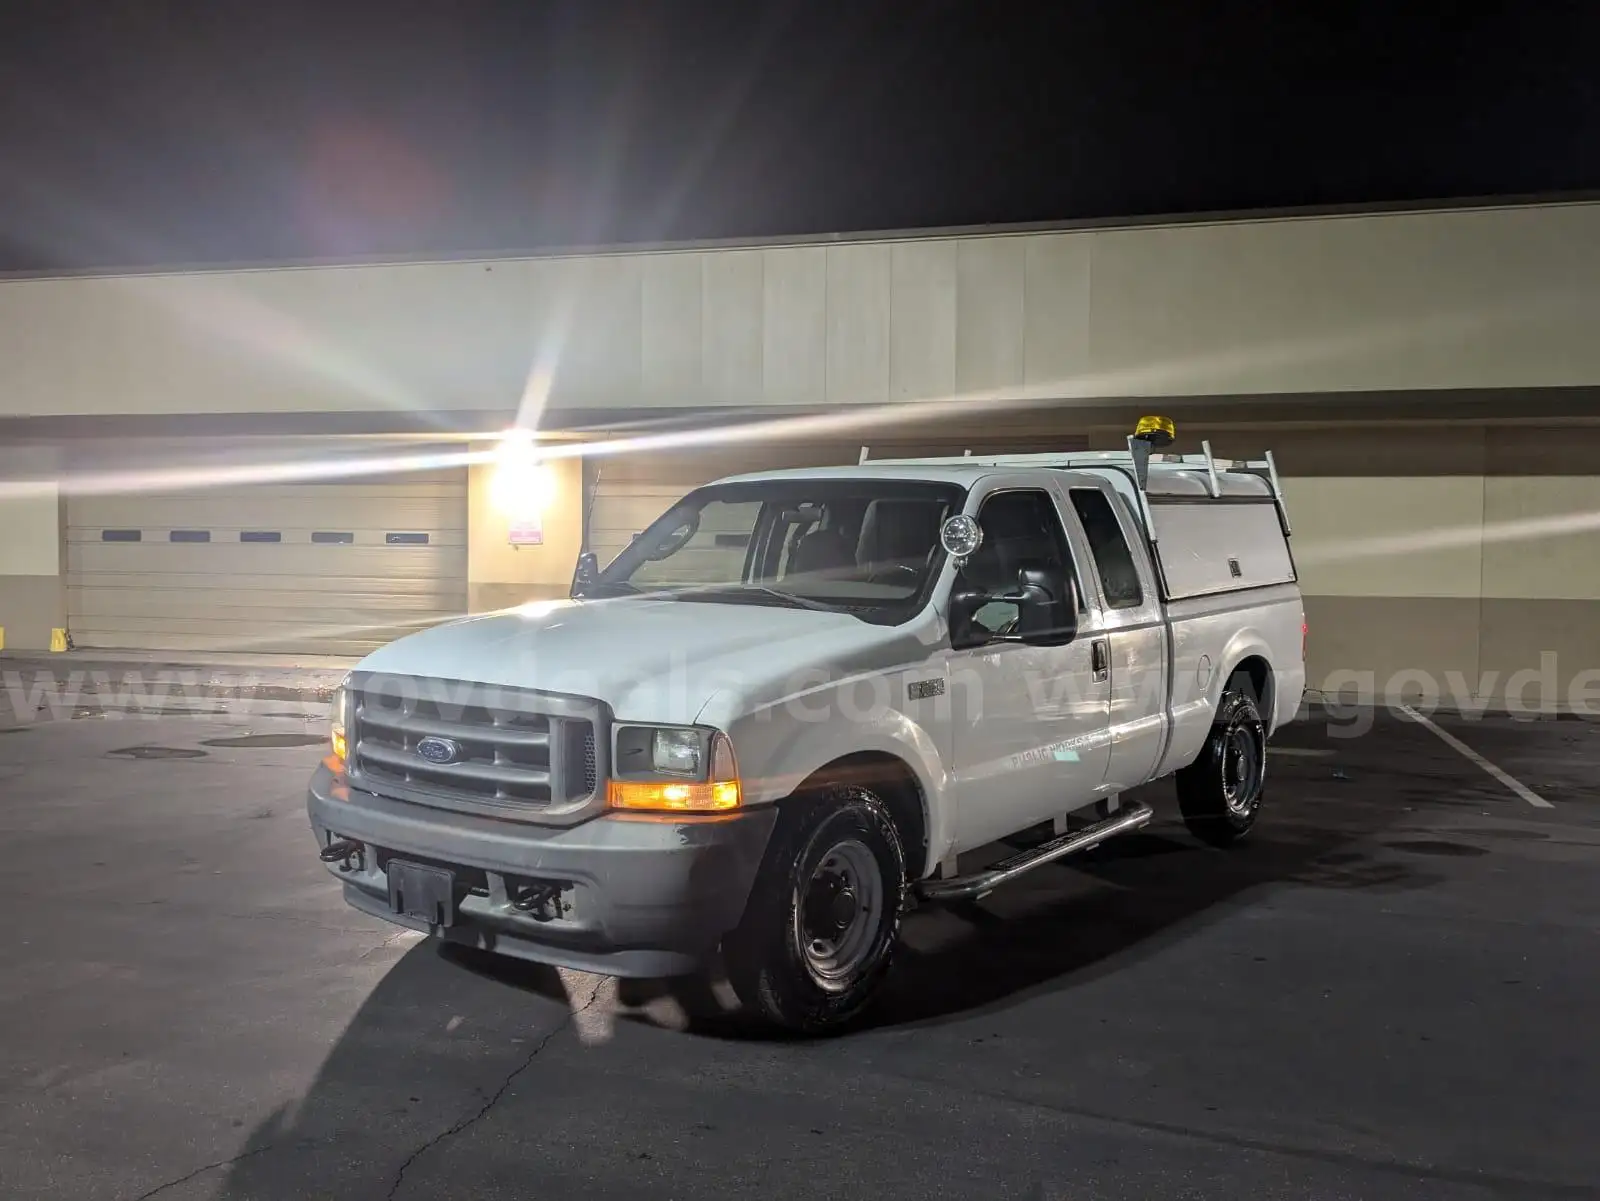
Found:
855,438 -> 1293,536
1119,437 -> 1292,536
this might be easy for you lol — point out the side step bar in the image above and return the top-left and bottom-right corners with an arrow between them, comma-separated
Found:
916,800 -> 1154,903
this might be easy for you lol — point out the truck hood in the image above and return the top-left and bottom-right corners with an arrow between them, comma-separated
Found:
355,595 -> 932,725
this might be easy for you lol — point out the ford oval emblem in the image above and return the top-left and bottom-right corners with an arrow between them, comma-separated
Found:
415,736 -> 462,766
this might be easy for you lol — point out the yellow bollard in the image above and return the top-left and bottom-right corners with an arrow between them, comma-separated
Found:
49,628 -> 68,653
0,627 -> 5,652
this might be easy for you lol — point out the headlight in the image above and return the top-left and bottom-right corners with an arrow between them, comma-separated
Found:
652,728 -> 702,776
329,682 -> 349,767
608,724 -> 741,813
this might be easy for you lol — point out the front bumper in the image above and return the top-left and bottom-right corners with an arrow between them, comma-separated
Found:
306,763 -> 776,977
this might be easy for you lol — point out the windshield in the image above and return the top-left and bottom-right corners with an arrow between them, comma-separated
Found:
591,478 -> 967,622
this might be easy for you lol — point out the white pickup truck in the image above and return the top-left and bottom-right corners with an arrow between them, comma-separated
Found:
308,419 -> 1305,1034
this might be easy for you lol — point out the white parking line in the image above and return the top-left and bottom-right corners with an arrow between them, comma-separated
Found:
1397,703 -> 1554,808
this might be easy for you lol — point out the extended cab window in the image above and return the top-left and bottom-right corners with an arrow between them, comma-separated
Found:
1070,487 -> 1144,609
958,489 -> 1077,638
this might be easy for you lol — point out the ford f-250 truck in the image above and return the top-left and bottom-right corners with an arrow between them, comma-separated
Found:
308,418 -> 1306,1034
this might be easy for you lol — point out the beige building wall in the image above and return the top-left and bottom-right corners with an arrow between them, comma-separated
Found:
466,450 -> 584,613
1147,423 -> 1600,712
7,200 -> 1600,421
0,444 -> 64,650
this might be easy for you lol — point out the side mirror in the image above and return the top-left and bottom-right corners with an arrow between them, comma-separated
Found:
947,584 -> 991,650
1012,564 -> 1078,645
570,551 -> 600,598
947,563 -> 1077,650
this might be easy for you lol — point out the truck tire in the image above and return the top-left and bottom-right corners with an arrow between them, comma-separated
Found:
724,786 -> 907,1035
1176,679 -> 1267,847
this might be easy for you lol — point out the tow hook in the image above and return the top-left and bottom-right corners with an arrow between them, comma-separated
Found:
511,882 -> 565,921
319,838 -> 365,873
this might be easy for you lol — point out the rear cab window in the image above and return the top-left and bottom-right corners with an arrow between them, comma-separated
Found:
1069,487 -> 1145,609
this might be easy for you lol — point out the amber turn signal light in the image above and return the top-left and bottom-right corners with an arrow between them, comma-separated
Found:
607,778 -> 741,813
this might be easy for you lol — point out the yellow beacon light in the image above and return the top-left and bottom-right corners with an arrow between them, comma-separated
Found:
1133,415 -> 1176,447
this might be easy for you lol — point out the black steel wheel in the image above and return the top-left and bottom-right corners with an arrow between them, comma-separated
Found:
724,786 -> 906,1035
1176,680 -> 1267,847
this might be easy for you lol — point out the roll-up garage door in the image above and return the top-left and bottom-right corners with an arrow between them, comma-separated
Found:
586,431 -> 1088,569
66,471 -> 467,655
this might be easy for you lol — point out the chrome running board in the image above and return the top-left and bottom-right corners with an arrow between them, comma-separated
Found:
916,800 -> 1154,903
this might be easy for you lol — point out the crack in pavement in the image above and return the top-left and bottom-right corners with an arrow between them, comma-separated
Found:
130,1141 -> 286,1201
359,928 -> 423,961
384,979 -> 605,1200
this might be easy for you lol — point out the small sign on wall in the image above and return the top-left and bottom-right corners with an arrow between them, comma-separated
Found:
508,520 -> 544,547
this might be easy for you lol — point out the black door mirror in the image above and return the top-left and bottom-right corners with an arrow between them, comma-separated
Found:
1012,563 -> 1078,645
947,563 -> 1077,649
570,551 -> 600,598
948,584 -> 992,650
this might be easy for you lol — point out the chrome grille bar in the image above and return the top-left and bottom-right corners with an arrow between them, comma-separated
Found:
346,672 -> 606,824
356,708 -> 552,750
356,741 -> 553,790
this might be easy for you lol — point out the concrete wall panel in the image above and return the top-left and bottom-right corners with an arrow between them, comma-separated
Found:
1023,233 -> 1093,395
1303,595 -> 1482,700
8,202 -> 1600,418
1284,476 -> 1486,599
0,490 -> 61,576
824,243 -> 891,405
1088,205 -> 1600,397
1481,477 -> 1600,601
701,250 -> 764,404
762,247 -> 826,405
890,241 -> 957,403
555,255 -> 643,404
641,253 -> 703,404
955,237 -> 1026,395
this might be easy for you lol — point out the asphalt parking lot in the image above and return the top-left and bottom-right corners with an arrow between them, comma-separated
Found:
2,671 -> 1599,1200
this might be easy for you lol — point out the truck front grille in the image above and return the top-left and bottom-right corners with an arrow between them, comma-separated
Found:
347,674 -> 604,822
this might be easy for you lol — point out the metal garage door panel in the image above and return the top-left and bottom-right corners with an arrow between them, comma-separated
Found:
66,615 -> 445,641
62,571 -> 462,597
66,474 -> 467,655
70,543 -> 464,577
62,627 -> 435,658
68,588 -> 457,618
69,488 -> 465,532
67,528 -> 467,547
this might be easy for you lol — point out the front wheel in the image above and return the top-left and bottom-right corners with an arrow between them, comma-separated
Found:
724,786 -> 906,1035
1176,681 -> 1267,847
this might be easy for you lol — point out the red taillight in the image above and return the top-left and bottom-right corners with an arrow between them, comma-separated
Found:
1301,620 -> 1308,658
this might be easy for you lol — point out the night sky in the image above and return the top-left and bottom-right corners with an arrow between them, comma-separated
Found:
2,1 -> 1598,272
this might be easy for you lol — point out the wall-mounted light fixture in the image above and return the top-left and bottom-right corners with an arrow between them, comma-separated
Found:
490,429 -> 556,546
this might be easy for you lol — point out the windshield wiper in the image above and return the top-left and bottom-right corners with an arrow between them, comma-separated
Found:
671,585 -> 838,612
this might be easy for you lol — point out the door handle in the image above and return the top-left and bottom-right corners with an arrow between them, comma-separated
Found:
1091,638 -> 1110,682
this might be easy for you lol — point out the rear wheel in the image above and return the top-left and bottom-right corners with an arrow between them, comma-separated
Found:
1177,680 -> 1267,847
724,786 -> 906,1035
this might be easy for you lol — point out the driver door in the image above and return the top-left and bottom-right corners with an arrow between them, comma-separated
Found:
946,480 -> 1112,851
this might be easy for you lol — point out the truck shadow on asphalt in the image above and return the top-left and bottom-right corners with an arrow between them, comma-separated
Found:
208,763 -> 1450,1199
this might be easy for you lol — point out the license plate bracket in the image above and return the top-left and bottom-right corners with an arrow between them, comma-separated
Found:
387,860 -> 457,928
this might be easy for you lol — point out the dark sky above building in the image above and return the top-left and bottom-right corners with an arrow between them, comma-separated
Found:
2,0 -> 1598,272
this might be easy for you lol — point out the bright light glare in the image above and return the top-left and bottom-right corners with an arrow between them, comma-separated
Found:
489,430 -> 557,518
